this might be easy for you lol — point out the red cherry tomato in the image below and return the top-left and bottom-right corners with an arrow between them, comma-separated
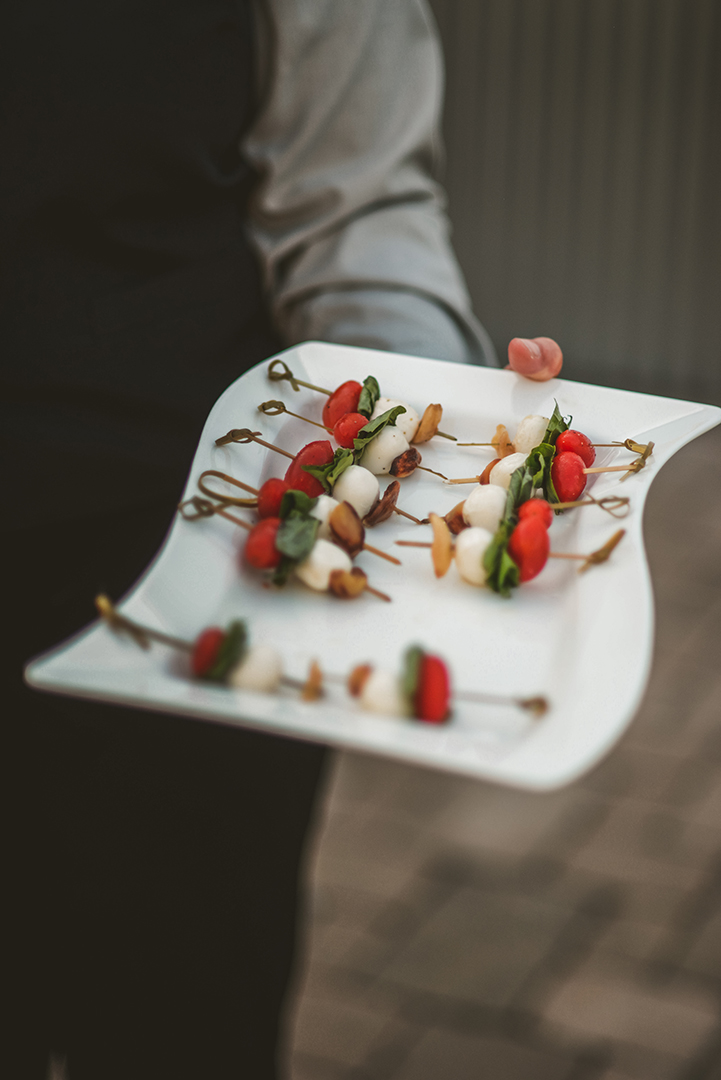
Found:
415,654 -> 451,723
191,627 -> 225,677
284,440 -> 335,498
556,429 -> 596,467
551,450 -> 587,503
333,412 -> 368,449
518,498 -> 553,529
257,477 -> 290,519
322,380 -> 363,428
508,516 -> 550,582
244,517 -> 282,570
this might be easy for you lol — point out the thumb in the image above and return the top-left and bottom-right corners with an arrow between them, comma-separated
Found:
507,337 -> 563,381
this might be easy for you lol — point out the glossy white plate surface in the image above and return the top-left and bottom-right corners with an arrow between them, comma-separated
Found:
25,342 -> 721,790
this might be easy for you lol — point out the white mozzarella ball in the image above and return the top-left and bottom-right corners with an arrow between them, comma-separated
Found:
294,538 -> 353,592
512,414 -> 549,455
455,526 -> 493,586
462,484 -> 507,531
332,465 -> 379,519
227,644 -> 283,694
359,669 -> 409,718
371,397 -> 420,442
489,451 -> 527,489
359,425 -> 410,475
310,494 -> 340,540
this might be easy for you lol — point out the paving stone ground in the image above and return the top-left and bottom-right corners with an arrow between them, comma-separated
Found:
285,423 -> 721,1080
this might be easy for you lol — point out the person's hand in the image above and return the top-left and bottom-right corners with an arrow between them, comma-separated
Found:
507,337 -> 563,381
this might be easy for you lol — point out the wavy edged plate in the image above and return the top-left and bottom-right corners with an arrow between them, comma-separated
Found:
25,342 -> 721,790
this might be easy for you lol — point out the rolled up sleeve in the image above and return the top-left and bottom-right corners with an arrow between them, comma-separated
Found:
244,0 -> 497,366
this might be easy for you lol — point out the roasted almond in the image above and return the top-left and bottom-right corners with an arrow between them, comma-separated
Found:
412,403 -> 443,444
329,566 -> 368,598
347,663 -> 373,697
444,500 -> 468,535
429,512 -> 453,578
363,480 -> 400,526
479,457 -> 500,485
390,447 -> 422,478
492,424 -> 515,458
329,501 -> 365,557
301,660 -> 324,701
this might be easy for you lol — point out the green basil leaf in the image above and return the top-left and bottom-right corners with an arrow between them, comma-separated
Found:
275,514 -> 319,562
483,521 -> 520,598
271,555 -> 296,587
357,375 -> 381,418
506,462 -> 536,514
543,401 -> 571,445
279,489 -> 318,519
401,645 -> 424,712
205,619 -> 248,682
302,447 -> 355,492
352,405 -> 406,455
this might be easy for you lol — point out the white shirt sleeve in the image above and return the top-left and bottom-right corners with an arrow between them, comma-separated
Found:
243,0 -> 497,367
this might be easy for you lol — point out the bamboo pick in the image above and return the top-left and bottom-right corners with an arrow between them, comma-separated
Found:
95,595 -> 193,651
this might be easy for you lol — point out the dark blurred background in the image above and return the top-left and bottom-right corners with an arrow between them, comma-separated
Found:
429,0 -> 720,405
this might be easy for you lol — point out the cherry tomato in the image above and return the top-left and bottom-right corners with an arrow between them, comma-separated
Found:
333,412 -> 368,449
551,450 -> 587,503
257,477 -> 290,519
518,498 -> 553,529
556,429 -> 596,467
322,380 -> 363,428
244,517 -> 282,570
284,440 -> 335,498
415,654 -> 451,723
508,516 -> 550,582
191,627 -> 225,677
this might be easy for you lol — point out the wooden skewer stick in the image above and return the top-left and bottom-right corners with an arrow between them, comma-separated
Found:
454,690 -> 548,717
365,584 -> 392,602
584,464 -> 636,474
178,496 -> 253,531
393,507 -> 430,525
258,399 -> 332,432
362,543 -> 401,565
198,470 -> 258,507
584,441 -> 654,482
417,464 -> 449,480
267,358 -> 332,396
95,595 -> 193,651
215,428 -> 295,457
548,529 -> 626,572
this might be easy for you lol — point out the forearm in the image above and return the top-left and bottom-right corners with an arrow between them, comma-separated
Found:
245,0 -> 496,367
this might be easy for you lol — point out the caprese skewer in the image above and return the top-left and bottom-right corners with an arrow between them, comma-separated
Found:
267,359 -> 454,443
397,506 -> 625,595
179,488 -> 395,601
344,644 -> 548,721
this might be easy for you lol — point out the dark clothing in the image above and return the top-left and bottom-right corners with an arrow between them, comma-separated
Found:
3,2 -> 326,1075
1,0 -> 278,528
7,505 -> 327,1079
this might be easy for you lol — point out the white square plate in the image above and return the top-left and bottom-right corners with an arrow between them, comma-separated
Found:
25,342 -> 721,790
